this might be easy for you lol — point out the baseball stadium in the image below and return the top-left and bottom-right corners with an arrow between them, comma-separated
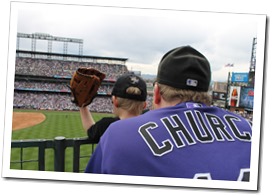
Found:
11,32 -> 255,173
11,33 -> 154,172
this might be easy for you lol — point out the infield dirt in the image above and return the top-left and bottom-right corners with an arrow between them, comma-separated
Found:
12,112 -> 46,131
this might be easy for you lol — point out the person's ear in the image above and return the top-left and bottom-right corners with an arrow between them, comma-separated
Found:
143,101 -> 147,109
112,96 -> 118,107
153,83 -> 161,105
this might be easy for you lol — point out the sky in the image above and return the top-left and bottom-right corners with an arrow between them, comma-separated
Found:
14,2 -> 263,82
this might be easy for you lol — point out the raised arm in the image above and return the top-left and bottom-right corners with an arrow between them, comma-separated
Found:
79,106 -> 95,132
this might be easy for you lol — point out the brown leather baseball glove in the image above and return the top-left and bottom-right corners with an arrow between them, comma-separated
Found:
70,67 -> 106,107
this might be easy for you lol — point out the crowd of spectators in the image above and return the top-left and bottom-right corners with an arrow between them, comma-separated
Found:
13,91 -> 153,113
13,91 -> 113,112
14,54 -> 253,121
14,81 -> 113,95
15,58 -> 128,81
14,56 -> 153,112
231,110 -> 253,122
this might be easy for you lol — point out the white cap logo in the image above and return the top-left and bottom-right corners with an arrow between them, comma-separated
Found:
130,76 -> 139,84
186,79 -> 198,87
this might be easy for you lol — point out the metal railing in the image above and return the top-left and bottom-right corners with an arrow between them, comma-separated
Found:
11,136 -> 97,172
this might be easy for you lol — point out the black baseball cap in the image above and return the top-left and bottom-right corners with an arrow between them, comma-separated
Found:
156,46 -> 211,92
111,73 -> 147,101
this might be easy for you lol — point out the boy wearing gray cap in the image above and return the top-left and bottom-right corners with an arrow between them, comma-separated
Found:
85,46 -> 252,181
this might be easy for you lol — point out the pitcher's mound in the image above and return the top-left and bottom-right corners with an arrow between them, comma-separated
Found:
12,112 -> 46,131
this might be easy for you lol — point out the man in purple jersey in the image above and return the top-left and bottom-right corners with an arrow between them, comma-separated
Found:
85,46 -> 252,181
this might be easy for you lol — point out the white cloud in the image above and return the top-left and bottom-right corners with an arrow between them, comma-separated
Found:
16,3 -> 262,80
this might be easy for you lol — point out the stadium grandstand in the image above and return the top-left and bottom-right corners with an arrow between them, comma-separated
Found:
14,33 -> 153,112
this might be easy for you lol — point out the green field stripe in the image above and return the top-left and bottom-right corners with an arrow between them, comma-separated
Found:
11,109 -> 113,172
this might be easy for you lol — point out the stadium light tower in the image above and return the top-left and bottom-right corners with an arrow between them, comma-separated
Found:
250,37 -> 257,73
17,32 -> 84,56
248,37 -> 257,87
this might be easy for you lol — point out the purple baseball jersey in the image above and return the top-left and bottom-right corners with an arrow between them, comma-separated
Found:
85,102 -> 252,181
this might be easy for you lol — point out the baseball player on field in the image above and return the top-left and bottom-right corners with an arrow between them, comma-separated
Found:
85,46 -> 252,181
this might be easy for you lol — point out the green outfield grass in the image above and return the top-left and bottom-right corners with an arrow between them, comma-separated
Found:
10,109 -> 114,172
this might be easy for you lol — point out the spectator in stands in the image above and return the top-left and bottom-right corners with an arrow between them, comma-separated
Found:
85,46 -> 252,181
79,73 -> 147,142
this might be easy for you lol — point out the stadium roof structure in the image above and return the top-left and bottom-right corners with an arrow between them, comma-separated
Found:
16,33 -> 128,63
16,49 -> 128,61
17,32 -> 84,55
16,50 -> 128,65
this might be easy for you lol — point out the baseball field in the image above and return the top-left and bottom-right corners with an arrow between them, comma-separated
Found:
11,109 -> 114,172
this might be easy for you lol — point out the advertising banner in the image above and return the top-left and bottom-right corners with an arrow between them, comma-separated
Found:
212,91 -> 227,101
239,87 -> 254,109
231,72 -> 249,83
228,86 -> 241,107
